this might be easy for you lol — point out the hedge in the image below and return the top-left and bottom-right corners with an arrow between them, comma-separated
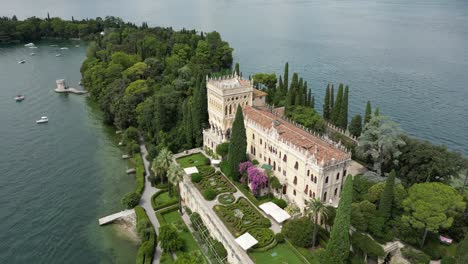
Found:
135,154 -> 145,196
135,206 -> 156,264
155,204 -> 179,224
249,228 -> 275,248
151,190 -> 178,211
401,248 -> 431,264
351,232 -> 385,257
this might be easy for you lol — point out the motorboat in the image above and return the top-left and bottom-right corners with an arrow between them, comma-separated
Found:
29,46 -> 38,49
50,44 -> 58,47
36,116 -> 48,124
24,42 -> 34,47
75,45 -> 80,48
30,52 -> 36,56
14,95 -> 25,101
55,54 -> 62,57
18,59 -> 26,64
60,47 -> 68,50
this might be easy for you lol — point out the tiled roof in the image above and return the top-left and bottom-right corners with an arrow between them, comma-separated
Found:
243,105 -> 350,163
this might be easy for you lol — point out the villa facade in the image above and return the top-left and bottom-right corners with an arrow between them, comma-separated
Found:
203,74 -> 352,210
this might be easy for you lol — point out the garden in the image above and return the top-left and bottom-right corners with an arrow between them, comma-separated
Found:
191,165 -> 236,201
151,190 -> 178,211
176,153 -> 210,168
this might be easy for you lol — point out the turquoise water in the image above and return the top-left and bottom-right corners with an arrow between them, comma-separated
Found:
1,0 -> 467,154
0,41 -> 138,263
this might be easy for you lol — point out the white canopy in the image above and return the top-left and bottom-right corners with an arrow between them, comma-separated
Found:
183,167 -> 199,175
259,202 -> 291,223
235,232 -> 258,250
211,159 -> 221,165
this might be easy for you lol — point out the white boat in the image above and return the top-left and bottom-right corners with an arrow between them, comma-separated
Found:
36,116 -> 48,124
24,43 -> 34,47
14,95 -> 25,101
50,44 -> 58,47
78,81 -> 82,85
30,52 -> 36,56
75,45 -> 80,48
60,47 -> 68,50
29,46 -> 38,49
55,54 -> 62,57
18,59 -> 26,64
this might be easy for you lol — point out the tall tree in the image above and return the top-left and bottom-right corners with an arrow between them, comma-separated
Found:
234,62 -> 240,75
168,162 -> 185,214
152,148 -> 173,184
378,170 -> 396,220
183,99 -> 194,148
330,84 -> 335,114
364,101 -> 372,124
338,85 -> 349,129
305,198 -> 328,248
192,83 -> 204,146
374,107 -> 380,117
283,62 -> 289,94
349,114 -> 362,137
331,84 -> 343,124
323,85 -> 330,120
311,96 -> 315,109
402,182 -> 465,248
227,105 -> 247,181
323,176 -> 353,264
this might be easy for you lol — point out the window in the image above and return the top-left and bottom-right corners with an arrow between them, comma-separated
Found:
293,176 -> 297,185
323,192 -> 327,202
268,158 -> 271,165
336,173 -> 340,180
325,176 -> 329,184
343,170 -> 347,177
260,139 -> 262,144
294,162 -> 299,170
304,185 -> 308,194
310,174 -> 314,181
313,192 -> 316,199
309,190 -> 312,197
278,167 -> 281,172
307,170 -> 310,176
293,190 -> 296,196
334,188 -> 338,197
273,162 -> 276,171
283,154 -> 287,162
229,105 -> 232,115
314,177 -> 317,184
252,133 -> 255,139
283,170 -> 286,176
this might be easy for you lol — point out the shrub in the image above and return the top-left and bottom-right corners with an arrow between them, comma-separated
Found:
123,126 -> 139,142
155,182 -> 169,189
220,160 -> 230,176
275,233 -> 285,243
203,188 -> 217,200
252,159 -> 259,165
351,232 -> 385,257
191,173 -> 202,183
422,239 -> 446,260
159,224 -> 184,253
135,206 -> 156,264
272,198 -> 287,209
134,155 -> 145,196
401,248 -> 431,264
441,256 -> 455,264
213,240 -> 227,259
204,157 -> 211,165
121,192 -> 140,209
250,228 -> 275,248
282,217 -> 314,248
216,142 -> 229,158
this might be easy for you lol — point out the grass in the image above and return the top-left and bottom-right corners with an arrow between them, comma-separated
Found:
134,154 -> 145,196
194,171 -> 236,200
249,242 -> 311,264
176,153 -> 208,168
151,190 -> 178,210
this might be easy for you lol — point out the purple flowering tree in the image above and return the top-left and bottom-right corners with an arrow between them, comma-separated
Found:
239,161 -> 253,184
247,167 -> 267,196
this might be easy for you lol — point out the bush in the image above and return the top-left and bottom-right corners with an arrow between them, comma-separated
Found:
252,159 -> 259,165
155,182 -> 169,189
191,173 -> 202,183
123,126 -> 139,142
272,198 -> 287,209
216,142 -> 229,158
159,224 -> 184,253
282,217 -> 314,248
135,206 -> 156,264
250,228 -> 275,248
134,155 -> 145,196
220,160 -> 230,176
422,239 -> 447,260
213,240 -> 227,259
351,232 -> 385,257
441,256 -> 455,264
275,233 -> 285,243
204,158 -> 211,165
121,192 -> 140,209
401,248 -> 431,264
203,188 -> 217,200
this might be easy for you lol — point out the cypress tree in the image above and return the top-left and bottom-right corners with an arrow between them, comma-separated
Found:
330,84 -> 335,113
338,85 -> 349,129
349,114 -> 362,137
374,107 -> 380,117
307,88 -> 311,107
298,78 -> 304,105
364,101 -> 372,124
323,85 -> 330,120
378,170 -> 395,220
183,99 -> 194,148
227,105 -> 247,181
283,62 -> 289,94
311,96 -> 315,109
331,84 -> 343,124
200,77 -> 208,128
323,176 -> 353,264
235,63 -> 240,75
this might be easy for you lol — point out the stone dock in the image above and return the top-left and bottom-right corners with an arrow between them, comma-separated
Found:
54,79 -> 87,94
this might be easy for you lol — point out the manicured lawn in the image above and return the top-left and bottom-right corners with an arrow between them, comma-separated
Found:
151,190 -> 178,210
176,153 -> 208,168
250,242 -> 310,264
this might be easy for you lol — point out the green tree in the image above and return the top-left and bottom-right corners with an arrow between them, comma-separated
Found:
175,251 -> 205,264
183,99 -> 194,148
167,162 -> 184,214
337,85 -> 349,129
323,176 -> 353,264
121,192 -> 140,209
323,85 -> 331,120
286,105 -> 326,134
331,84 -> 343,125
374,107 -> 380,117
159,224 -> 184,253
192,83 -> 204,146
455,236 -> 468,264
235,62 -> 240,76
227,105 -> 247,181
349,114 -> 362,137
283,62 -> 289,95
152,148 -> 173,184
305,198 -> 328,247
364,101 -> 372,124
402,182 -> 465,248
379,170 -> 396,220
216,142 -> 229,159
282,217 -> 315,247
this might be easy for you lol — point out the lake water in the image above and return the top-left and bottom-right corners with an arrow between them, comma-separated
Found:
0,41 -> 138,263
0,0 -> 467,263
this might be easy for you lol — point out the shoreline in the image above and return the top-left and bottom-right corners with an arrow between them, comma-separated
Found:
113,217 -> 140,243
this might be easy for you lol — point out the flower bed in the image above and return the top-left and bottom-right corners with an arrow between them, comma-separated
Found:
214,197 -> 271,237
193,166 -> 236,200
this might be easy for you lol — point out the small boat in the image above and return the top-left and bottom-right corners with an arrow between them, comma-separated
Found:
30,52 -> 36,56
18,59 -> 26,64
29,46 -> 38,49
50,44 -> 58,47
60,47 -> 68,50
75,45 -> 80,48
24,43 -> 34,47
36,116 -> 48,124
78,81 -> 82,86
14,95 -> 25,101
55,54 -> 62,57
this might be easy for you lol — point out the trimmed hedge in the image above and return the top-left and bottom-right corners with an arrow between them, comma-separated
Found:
401,248 -> 431,264
135,154 -> 145,196
203,188 -> 217,201
249,228 -> 275,248
275,233 -> 285,243
151,190 -> 178,211
155,204 -> 179,225
272,198 -> 287,209
135,206 -> 156,264
191,173 -> 202,183
193,166 -> 236,200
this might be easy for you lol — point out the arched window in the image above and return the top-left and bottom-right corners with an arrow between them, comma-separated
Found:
273,162 -> 276,171
307,170 -> 310,176
293,190 -> 296,196
283,154 -> 287,162
304,185 -> 308,194
268,158 -> 271,165
336,173 -> 340,180
229,105 -> 232,115
293,176 -> 297,185
325,176 -> 329,184
310,174 -> 314,181
313,192 -> 316,199
225,106 -> 228,115
343,170 -> 347,177
323,192 -> 327,202
252,133 -> 255,139
334,188 -> 338,197
294,162 -> 299,170
282,185 -> 287,194
309,190 -> 312,197
260,139 -> 262,144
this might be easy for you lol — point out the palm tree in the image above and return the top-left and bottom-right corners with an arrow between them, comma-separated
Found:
167,162 -> 185,214
152,148 -> 173,184
305,198 -> 328,248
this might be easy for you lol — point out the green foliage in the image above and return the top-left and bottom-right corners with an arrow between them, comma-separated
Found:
159,224 -> 184,253
215,142 -> 229,159
272,198 -> 288,209
203,188 -> 217,201
337,85 -> 349,129
135,206 -> 156,264
323,84 -> 331,120
191,173 -> 202,183
218,193 -> 236,204
252,159 -> 259,165
455,236 -> 468,263
349,115 -> 362,137
364,101 -> 372,124
134,154 -> 145,196
352,175 -> 375,202
213,240 -> 228,259
192,166 -> 235,200
282,217 -> 315,248
441,256 -> 455,264
275,233 -> 285,243
227,105 -> 247,181
174,251 -> 205,264
401,248 -> 431,264
331,84 -> 343,124
151,190 -> 178,211
402,182 -> 465,247
124,126 -> 139,142
378,170 -> 396,220
351,232 -> 385,257
323,176 -> 353,264
285,105 -> 326,134
250,228 -> 276,248
121,192 -> 140,209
